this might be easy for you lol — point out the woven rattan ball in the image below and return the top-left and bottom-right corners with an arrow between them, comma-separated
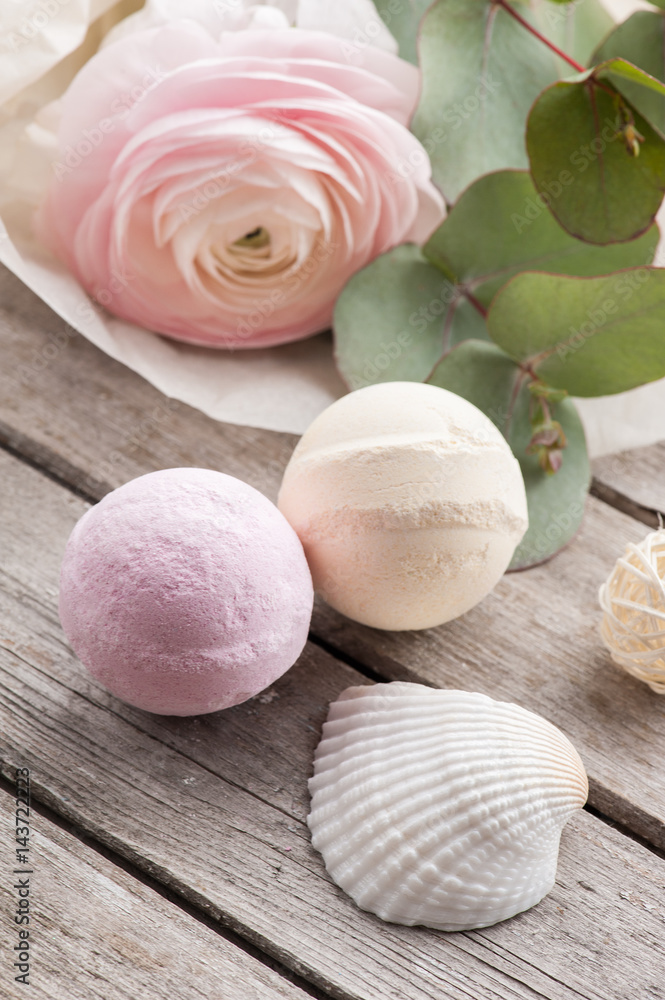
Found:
599,529 -> 665,694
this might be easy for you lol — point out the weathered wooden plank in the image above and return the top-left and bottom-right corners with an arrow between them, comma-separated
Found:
592,443 -> 665,521
0,786 -> 315,1000
2,448 -> 665,999
2,267 -> 665,852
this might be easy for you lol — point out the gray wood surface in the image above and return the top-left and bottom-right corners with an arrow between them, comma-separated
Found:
592,443 -> 665,520
0,786 -> 313,1000
1,447 -> 665,999
2,267 -> 665,851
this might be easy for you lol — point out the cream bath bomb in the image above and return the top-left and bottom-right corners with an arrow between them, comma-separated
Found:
278,382 -> 528,630
59,468 -> 313,715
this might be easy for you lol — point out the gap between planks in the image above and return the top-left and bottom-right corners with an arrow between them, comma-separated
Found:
589,478 -> 662,531
585,801 -> 665,865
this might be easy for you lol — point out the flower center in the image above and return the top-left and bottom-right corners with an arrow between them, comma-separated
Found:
230,227 -> 271,258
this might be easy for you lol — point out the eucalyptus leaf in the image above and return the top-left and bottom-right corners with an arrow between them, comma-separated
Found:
596,57 -> 665,98
428,340 -> 590,568
593,11 -> 665,135
412,0 -> 560,204
532,0 -> 613,68
526,79 -> 665,243
423,170 -> 658,307
428,340 -> 519,429
509,393 -> 589,568
333,244 -> 488,390
488,269 -> 665,395
376,0 -> 434,65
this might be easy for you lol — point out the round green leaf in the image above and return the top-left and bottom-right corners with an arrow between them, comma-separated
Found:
593,12 -> 665,135
488,268 -> 665,395
526,78 -> 665,243
413,0 -> 560,204
428,340 -> 590,568
333,245 -> 488,390
423,170 -> 658,307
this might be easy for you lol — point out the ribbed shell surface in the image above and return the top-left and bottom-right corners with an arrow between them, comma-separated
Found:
308,683 -> 588,932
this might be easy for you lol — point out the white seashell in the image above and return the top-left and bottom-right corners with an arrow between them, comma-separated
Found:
599,528 -> 665,694
308,683 -> 587,932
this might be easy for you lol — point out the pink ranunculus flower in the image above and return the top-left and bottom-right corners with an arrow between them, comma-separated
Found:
37,19 -> 444,348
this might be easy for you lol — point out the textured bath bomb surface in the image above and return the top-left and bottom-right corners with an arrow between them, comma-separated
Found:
59,468 -> 313,715
278,382 -> 528,631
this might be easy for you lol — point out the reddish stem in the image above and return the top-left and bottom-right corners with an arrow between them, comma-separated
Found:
463,289 -> 488,318
493,0 -> 586,74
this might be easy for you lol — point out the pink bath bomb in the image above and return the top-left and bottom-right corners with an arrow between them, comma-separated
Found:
59,468 -> 313,715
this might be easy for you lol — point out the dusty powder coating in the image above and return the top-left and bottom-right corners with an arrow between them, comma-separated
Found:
58,468 -> 314,715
